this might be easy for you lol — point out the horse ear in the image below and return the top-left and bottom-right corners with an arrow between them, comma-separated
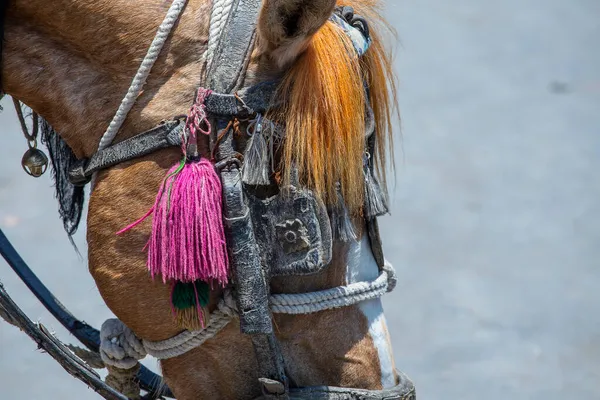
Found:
257,0 -> 336,68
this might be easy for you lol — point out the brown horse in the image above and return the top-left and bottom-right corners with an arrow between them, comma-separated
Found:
2,0 -> 402,398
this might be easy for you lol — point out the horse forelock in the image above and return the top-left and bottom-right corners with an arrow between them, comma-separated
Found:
273,0 -> 397,215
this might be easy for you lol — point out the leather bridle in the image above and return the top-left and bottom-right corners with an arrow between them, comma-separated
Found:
0,1 -> 416,399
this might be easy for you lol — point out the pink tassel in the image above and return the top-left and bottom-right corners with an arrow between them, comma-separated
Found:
118,87 -> 229,286
150,158 -> 228,284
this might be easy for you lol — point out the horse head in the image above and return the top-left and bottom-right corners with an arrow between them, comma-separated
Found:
1,1 -> 406,399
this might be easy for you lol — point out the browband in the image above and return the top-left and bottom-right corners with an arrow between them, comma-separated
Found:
67,84 -> 278,186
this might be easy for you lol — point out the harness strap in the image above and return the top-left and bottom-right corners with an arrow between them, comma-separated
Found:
205,81 -> 278,116
206,0 -> 258,93
364,101 -> 386,270
217,130 -> 290,396
67,83 -> 278,186
287,371 -> 416,400
205,0 -> 291,396
69,119 -> 184,186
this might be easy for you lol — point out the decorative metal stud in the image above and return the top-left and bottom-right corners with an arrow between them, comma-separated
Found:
276,219 -> 310,254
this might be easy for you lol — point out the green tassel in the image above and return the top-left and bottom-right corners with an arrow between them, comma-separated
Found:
171,280 -> 210,310
171,280 -> 210,331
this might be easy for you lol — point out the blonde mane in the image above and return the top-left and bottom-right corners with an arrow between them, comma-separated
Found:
274,0 -> 398,214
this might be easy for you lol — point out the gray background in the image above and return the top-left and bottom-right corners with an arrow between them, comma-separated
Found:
1,0 -> 599,398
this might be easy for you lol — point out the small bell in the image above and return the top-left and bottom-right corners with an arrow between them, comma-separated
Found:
21,144 -> 49,177
13,99 -> 48,178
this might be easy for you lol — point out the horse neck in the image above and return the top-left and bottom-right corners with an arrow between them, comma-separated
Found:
2,0 -> 209,157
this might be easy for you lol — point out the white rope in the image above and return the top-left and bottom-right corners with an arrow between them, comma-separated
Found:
99,263 -> 397,366
205,0 -> 235,71
97,0 -> 188,152
142,291 -> 237,359
100,319 -> 147,369
99,293 -> 237,367
270,262 -> 397,315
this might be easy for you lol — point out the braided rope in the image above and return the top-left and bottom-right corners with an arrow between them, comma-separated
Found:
270,265 -> 396,315
99,263 -> 397,365
205,0 -> 235,71
100,294 -> 237,365
142,292 -> 237,359
99,319 -> 147,369
105,364 -> 142,399
97,0 -> 188,151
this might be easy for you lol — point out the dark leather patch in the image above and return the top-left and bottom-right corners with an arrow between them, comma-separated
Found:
248,183 -> 333,277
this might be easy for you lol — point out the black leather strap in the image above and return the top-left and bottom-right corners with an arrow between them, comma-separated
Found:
216,133 -> 273,336
207,0 -> 291,397
67,80 -> 278,187
205,81 -> 278,117
206,0 -> 259,93
286,371 -> 416,400
252,371 -> 415,400
68,119 -> 185,186
365,113 -> 385,270
216,126 -> 290,397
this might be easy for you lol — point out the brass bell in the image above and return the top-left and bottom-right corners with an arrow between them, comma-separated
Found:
21,146 -> 49,177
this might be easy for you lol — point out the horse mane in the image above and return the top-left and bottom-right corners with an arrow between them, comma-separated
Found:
40,119 -> 86,240
274,0 -> 398,214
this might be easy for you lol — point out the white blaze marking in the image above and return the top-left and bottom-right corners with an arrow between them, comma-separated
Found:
346,233 -> 396,388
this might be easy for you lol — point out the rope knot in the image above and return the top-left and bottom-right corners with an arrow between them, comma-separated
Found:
181,87 -> 213,161
99,319 -> 147,369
